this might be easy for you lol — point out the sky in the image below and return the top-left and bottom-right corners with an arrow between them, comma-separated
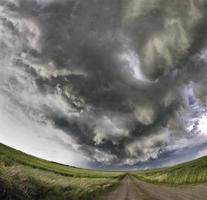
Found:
0,0 -> 207,170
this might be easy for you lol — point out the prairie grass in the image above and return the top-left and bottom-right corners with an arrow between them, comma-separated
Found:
0,143 -> 123,200
134,156 -> 207,185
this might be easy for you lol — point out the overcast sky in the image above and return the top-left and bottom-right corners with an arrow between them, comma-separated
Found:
1,0 -> 207,170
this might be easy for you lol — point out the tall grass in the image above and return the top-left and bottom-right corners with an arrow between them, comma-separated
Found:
0,143 -> 123,200
134,156 -> 207,185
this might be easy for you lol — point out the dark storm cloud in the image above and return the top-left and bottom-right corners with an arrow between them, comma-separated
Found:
1,0 -> 207,167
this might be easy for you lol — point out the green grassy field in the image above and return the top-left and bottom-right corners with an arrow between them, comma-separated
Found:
134,156 -> 207,185
0,143 -> 123,200
1,143 -> 207,200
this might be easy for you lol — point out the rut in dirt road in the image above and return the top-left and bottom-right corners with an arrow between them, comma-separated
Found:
100,175 -> 207,200
99,176 -> 157,200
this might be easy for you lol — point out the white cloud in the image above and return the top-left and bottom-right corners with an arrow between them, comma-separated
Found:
125,129 -> 168,164
134,104 -> 156,125
93,115 -> 129,145
0,94 -> 88,167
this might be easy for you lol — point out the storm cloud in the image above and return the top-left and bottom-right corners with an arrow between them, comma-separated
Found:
1,0 -> 207,169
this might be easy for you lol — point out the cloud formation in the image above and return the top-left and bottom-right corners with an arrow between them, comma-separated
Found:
1,0 -> 207,169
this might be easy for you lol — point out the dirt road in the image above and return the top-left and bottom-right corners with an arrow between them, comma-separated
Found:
99,175 -> 207,200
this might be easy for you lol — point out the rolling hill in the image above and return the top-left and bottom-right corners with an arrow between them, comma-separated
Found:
135,156 -> 207,185
0,143 -> 123,200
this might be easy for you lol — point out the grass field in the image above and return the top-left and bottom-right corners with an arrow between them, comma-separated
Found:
0,143 -> 123,200
1,143 -> 207,200
134,156 -> 207,185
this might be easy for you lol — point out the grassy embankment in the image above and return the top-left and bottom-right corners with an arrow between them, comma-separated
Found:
134,156 -> 207,185
0,143 -> 124,200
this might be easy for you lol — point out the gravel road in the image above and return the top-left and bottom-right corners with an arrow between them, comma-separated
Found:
99,175 -> 207,200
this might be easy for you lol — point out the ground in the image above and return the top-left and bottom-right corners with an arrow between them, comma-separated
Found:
100,175 -> 207,200
1,143 -> 207,200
